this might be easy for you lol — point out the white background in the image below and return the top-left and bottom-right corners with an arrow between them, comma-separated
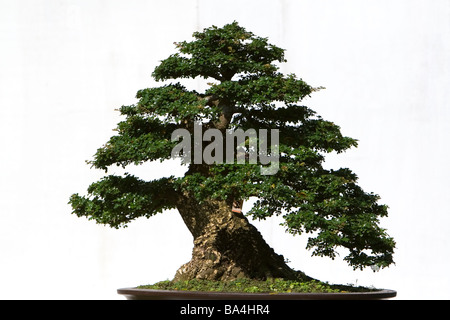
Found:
1,0 -> 449,300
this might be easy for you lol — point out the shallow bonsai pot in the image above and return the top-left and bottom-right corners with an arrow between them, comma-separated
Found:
117,287 -> 396,300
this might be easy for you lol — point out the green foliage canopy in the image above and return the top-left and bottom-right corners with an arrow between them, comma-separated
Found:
69,22 -> 395,270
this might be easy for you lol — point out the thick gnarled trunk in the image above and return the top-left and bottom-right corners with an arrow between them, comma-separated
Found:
173,193 -> 308,281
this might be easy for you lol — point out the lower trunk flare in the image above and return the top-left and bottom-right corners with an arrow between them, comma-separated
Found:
174,195 -> 310,282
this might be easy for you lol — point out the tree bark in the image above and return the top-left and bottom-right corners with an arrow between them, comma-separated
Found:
173,192 -> 310,281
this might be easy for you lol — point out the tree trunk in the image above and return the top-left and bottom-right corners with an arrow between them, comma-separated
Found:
173,193 -> 310,282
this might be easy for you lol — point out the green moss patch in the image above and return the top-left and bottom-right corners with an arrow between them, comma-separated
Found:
137,278 -> 377,294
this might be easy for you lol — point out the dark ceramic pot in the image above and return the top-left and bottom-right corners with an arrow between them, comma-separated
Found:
117,287 -> 397,300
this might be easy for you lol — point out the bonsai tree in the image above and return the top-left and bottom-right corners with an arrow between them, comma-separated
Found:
69,22 -> 395,283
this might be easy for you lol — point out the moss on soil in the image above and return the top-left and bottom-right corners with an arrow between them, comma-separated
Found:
137,278 -> 378,294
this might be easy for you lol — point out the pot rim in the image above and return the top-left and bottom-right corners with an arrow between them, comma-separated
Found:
117,287 -> 397,300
